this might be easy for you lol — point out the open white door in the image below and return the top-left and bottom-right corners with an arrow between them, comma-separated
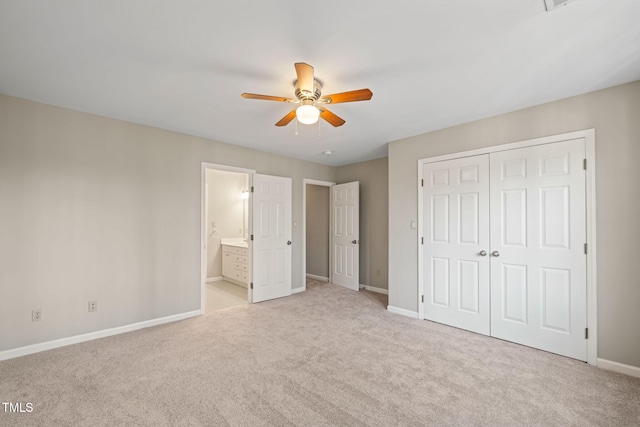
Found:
252,174 -> 292,303
331,182 -> 359,291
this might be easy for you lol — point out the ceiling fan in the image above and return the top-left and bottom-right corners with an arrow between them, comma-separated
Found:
241,62 -> 373,127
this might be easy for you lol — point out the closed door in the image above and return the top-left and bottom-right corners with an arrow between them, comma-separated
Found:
422,155 -> 491,335
490,139 -> 587,360
421,138 -> 588,361
331,181 -> 359,291
252,174 -> 292,303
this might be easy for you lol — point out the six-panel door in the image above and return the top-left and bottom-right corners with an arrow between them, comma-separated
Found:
332,182 -> 360,291
489,139 -> 587,361
252,174 -> 292,303
423,155 -> 491,335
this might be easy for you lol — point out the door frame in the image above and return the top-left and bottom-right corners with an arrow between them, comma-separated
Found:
417,129 -> 597,365
200,162 -> 256,313
301,179 -> 335,292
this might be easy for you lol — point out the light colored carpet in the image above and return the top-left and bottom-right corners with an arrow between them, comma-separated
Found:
1,280 -> 639,426
205,280 -> 248,313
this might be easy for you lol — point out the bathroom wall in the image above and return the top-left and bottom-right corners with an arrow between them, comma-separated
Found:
206,169 -> 249,279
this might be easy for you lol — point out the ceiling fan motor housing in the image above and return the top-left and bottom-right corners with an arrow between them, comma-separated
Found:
294,79 -> 322,102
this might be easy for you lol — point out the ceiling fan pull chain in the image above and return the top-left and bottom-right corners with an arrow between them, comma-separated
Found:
295,118 -> 299,136
317,117 -> 322,139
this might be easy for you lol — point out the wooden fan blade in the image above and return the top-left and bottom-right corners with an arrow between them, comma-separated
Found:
320,88 -> 373,104
275,109 -> 297,127
319,107 -> 345,127
295,62 -> 314,94
241,93 -> 294,102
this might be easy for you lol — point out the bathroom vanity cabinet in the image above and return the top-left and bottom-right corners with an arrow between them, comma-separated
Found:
221,243 -> 249,287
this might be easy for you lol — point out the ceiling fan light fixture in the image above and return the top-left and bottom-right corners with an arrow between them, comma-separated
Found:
296,104 -> 320,125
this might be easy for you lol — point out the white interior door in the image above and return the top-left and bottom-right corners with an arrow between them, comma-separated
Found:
252,174 -> 292,303
331,182 -> 359,291
422,155 -> 491,335
490,139 -> 587,361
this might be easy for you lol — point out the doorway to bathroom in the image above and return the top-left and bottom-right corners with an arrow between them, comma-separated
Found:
202,164 -> 253,313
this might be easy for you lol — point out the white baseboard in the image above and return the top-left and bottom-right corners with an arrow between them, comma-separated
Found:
598,358 -> 640,378
206,276 -> 223,283
291,287 -> 305,294
363,285 -> 388,295
306,274 -> 329,282
0,310 -> 201,361
387,305 -> 418,319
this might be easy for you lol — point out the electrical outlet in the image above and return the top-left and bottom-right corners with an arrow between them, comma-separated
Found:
32,309 -> 42,322
88,301 -> 97,312
376,269 -> 381,277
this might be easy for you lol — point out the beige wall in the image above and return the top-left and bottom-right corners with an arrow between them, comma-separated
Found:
0,94 -> 335,351
388,81 -> 640,368
305,184 -> 330,278
337,157 -> 389,290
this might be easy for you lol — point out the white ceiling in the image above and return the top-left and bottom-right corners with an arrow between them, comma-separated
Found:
1,1 -> 639,166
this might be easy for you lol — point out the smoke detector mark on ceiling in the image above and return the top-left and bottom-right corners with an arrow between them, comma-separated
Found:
544,0 -> 578,11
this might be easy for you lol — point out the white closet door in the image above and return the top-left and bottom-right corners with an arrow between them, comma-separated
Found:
252,174 -> 292,303
331,182 -> 360,291
423,155 -> 491,335
489,139 -> 587,361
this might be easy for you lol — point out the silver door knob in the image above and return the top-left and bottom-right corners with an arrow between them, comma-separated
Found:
352,240 -> 358,244
492,251 -> 500,257
287,241 -> 292,245
478,250 -> 487,257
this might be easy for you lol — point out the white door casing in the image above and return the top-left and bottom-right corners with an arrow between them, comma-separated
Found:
422,155 -> 491,335
331,182 -> 359,291
252,174 -> 292,303
490,139 -> 587,361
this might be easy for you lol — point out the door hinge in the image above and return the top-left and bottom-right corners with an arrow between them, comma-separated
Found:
585,328 -> 589,339
250,282 -> 253,290
250,234 -> 254,241
421,237 -> 424,245
584,243 -> 587,254
421,179 -> 424,187
421,295 -> 424,303
251,186 -> 254,193
583,159 -> 587,170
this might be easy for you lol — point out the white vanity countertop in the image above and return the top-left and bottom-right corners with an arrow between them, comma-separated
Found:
221,238 -> 248,248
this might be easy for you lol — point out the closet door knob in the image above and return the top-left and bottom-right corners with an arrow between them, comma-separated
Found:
478,250 -> 487,257
492,251 -> 500,257
287,241 -> 292,245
